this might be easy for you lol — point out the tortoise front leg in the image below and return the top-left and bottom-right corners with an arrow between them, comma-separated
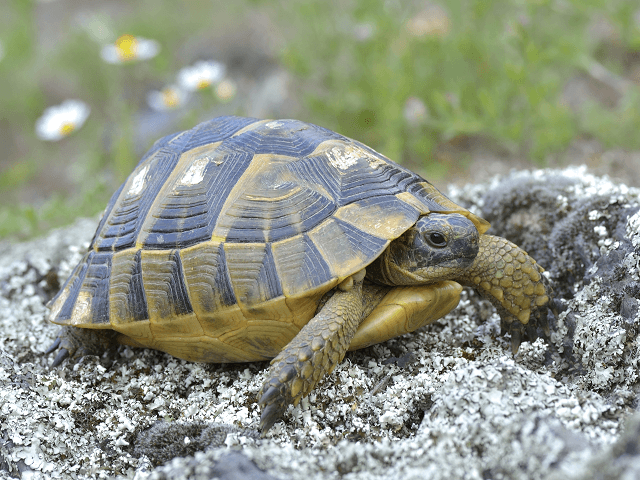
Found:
459,234 -> 551,353
258,270 -> 385,434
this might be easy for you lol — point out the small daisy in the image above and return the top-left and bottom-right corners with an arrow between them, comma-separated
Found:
215,79 -> 237,102
406,4 -> 451,38
352,22 -> 375,42
403,97 -> 429,126
76,13 -> 114,43
445,92 -> 460,109
147,85 -> 190,111
178,60 -> 226,92
35,100 -> 90,141
100,34 -> 160,64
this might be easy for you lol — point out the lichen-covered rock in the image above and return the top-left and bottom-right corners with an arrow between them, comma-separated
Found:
1,167 -> 639,480
134,422 -> 257,468
469,167 -> 640,394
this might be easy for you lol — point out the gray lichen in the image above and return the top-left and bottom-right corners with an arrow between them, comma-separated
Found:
1,167 -> 639,480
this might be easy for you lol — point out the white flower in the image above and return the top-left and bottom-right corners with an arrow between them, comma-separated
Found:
178,60 -> 226,91
406,4 -> 451,38
352,22 -> 375,42
215,79 -> 237,102
76,13 -> 115,43
147,85 -> 190,111
403,96 -> 429,126
100,34 -> 160,64
35,100 -> 90,141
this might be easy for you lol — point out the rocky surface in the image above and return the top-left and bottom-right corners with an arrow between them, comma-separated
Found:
1,166 -> 640,480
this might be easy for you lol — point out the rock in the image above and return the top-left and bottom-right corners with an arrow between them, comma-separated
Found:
1,167 -> 639,480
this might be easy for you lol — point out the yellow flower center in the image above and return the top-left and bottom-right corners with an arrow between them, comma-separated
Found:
60,122 -> 76,136
116,34 -> 138,61
196,79 -> 211,90
162,88 -> 180,108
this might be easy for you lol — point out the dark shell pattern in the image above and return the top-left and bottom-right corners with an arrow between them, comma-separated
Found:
48,116 -> 470,362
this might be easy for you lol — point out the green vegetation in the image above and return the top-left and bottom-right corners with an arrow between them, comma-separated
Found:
1,0 -> 639,239
280,0 -> 640,165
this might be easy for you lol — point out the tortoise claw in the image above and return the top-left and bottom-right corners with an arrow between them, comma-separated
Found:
525,322 -> 538,342
538,311 -> 551,337
259,384 -> 282,407
258,389 -> 286,435
44,337 -> 61,355
257,364 -> 300,435
51,348 -> 70,367
510,323 -> 522,354
45,326 -> 118,367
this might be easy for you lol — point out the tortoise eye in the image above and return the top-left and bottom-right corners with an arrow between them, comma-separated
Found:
427,232 -> 447,247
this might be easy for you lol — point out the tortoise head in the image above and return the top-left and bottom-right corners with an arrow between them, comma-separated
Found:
368,213 -> 480,286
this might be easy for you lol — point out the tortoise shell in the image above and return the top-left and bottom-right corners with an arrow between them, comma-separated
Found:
48,116 -> 488,362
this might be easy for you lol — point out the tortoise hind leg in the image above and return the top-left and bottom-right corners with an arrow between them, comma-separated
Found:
46,326 -> 118,367
258,271 -> 385,434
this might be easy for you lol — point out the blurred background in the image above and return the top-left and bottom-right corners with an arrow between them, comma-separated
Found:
1,0 -> 640,239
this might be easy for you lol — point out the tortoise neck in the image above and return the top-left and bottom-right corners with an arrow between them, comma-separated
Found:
366,246 -> 424,286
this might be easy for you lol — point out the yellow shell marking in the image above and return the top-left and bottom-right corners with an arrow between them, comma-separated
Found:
333,202 -> 415,241
134,141 -> 222,248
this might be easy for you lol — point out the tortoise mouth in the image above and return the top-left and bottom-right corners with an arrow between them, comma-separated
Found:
410,252 -> 476,275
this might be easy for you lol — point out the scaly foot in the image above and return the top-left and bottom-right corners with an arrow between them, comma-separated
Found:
460,234 -> 553,352
45,326 -> 117,366
258,272 -> 370,434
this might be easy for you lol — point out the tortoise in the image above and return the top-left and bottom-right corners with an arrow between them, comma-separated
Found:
46,116 -> 550,433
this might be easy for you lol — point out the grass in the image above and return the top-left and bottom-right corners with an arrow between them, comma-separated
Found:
279,0 -> 640,166
1,0 -> 639,239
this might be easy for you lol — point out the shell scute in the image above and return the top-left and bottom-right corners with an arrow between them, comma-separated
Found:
140,249 -> 193,321
293,143 -> 416,207
49,116 -> 477,362
224,242 -> 284,307
141,144 -> 256,250
307,218 -> 387,281
181,115 -> 260,152
271,233 -> 334,297
109,248 -> 148,324
53,251 -> 112,325
246,119 -> 345,157
179,241 -> 237,314
221,163 -> 337,243
333,195 -> 421,241
94,148 -> 181,251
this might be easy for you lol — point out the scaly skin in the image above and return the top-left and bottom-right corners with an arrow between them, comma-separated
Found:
458,234 -> 550,352
462,235 -> 548,322
45,327 -> 117,366
48,214 -> 552,434
258,277 -> 388,433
